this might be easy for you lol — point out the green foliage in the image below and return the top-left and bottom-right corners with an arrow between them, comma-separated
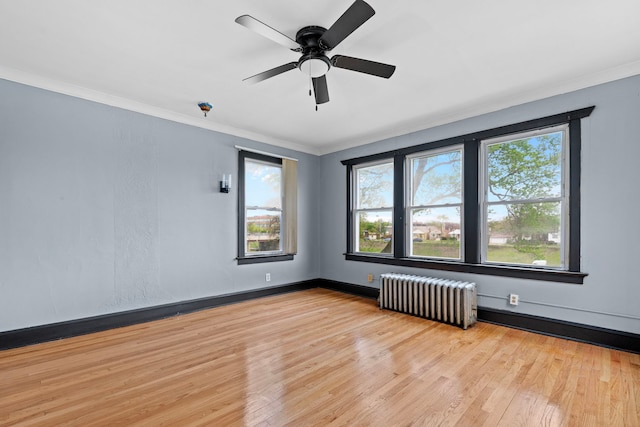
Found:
247,222 -> 266,234
505,203 -> 560,240
513,239 -> 546,260
358,212 -> 391,237
247,216 -> 280,236
487,133 -> 563,257
487,134 -> 561,201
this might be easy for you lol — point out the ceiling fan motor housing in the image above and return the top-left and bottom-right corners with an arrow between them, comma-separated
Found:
296,26 -> 331,77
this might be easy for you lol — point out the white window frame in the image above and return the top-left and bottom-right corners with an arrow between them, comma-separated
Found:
353,159 -> 394,255
243,157 -> 284,257
479,124 -> 570,269
406,145 -> 464,260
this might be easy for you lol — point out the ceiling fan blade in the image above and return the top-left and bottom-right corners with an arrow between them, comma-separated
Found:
243,62 -> 298,84
319,0 -> 375,50
312,75 -> 330,104
331,55 -> 396,78
235,15 -> 300,51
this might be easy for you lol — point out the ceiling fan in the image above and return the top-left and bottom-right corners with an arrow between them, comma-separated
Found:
235,0 -> 396,108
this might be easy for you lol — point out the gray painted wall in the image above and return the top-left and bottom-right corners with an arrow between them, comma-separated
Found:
2,74 -> 639,336
0,79 -> 319,332
318,74 -> 640,335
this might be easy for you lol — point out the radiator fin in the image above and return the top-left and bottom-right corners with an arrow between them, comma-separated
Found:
379,274 -> 477,329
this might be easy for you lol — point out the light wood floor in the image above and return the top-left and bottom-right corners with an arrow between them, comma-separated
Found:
1,288 -> 639,426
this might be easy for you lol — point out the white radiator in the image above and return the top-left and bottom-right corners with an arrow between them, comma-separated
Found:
379,273 -> 477,329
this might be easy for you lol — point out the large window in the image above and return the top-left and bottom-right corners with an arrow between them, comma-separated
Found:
482,126 -> 567,268
238,150 -> 297,264
343,107 -> 593,283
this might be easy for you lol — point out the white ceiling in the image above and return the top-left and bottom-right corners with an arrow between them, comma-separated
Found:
1,1 -> 639,155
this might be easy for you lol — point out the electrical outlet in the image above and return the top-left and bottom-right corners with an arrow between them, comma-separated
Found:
367,274 -> 374,283
265,273 -> 271,282
509,293 -> 519,306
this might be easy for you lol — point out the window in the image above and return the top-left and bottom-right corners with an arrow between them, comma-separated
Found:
408,147 -> 463,260
238,150 -> 297,264
481,126 -> 567,268
354,160 -> 394,254
342,107 -> 594,283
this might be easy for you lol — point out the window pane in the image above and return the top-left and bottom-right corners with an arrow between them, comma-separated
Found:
410,206 -> 461,259
486,202 -> 562,267
356,210 -> 393,254
245,160 -> 281,209
411,150 -> 462,206
487,132 -> 562,202
246,209 -> 281,253
356,162 -> 393,209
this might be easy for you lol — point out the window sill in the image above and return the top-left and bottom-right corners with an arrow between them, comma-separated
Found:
344,253 -> 587,284
237,254 -> 294,265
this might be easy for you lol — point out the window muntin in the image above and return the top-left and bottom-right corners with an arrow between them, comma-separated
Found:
342,107 -> 592,282
244,158 -> 283,255
407,147 -> 463,260
481,125 -> 568,268
354,160 -> 393,254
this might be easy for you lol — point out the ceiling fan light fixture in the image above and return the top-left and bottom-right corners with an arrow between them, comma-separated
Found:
298,56 -> 330,78
236,0 -> 395,105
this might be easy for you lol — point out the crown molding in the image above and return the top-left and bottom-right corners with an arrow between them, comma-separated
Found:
3,61 -> 639,157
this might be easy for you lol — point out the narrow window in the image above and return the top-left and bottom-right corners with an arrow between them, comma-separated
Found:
238,150 -> 296,264
353,160 -> 394,254
481,125 -> 568,268
408,147 -> 463,260
245,157 -> 283,254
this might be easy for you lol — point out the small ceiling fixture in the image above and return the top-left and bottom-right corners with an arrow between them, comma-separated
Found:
198,102 -> 212,117
235,0 -> 395,110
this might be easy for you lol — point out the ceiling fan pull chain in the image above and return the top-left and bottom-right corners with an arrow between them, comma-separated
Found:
309,77 -> 312,97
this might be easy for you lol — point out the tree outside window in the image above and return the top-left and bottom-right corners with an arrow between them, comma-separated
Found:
483,126 -> 567,267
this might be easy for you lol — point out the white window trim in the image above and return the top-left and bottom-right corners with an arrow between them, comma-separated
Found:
353,159 -> 394,255
244,158 -> 284,256
405,145 -> 465,260
479,124 -> 570,269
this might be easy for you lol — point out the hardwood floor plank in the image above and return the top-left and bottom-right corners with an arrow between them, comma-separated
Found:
1,289 -> 638,426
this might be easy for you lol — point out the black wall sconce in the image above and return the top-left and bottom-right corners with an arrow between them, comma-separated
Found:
220,174 -> 231,193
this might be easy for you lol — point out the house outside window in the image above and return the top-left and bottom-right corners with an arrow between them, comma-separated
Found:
342,107 -> 593,283
407,146 -> 463,260
353,160 -> 394,254
481,125 -> 568,268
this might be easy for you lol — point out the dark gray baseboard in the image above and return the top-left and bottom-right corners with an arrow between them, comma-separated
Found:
318,279 -> 639,354
3,278 -> 638,354
0,280 -> 317,351
319,278 -> 379,299
478,307 -> 640,354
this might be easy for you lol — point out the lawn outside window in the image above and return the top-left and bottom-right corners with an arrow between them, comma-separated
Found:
481,125 -> 568,269
353,160 -> 394,255
407,146 -> 463,260
342,107 -> 594,283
